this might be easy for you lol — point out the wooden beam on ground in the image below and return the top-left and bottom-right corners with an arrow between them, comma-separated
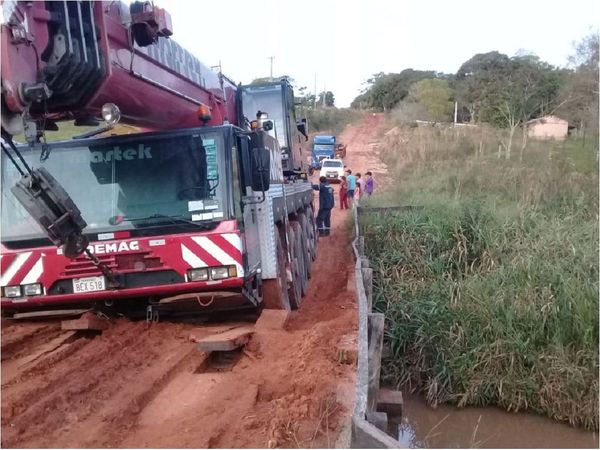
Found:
357,205 -> 423,215
12,309 -> 89,320
61,313 -> 109,331
17,331 -> 77,369
367,313 -> 385,413
195,326 -> 254,352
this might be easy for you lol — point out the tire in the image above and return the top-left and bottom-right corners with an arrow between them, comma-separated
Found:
294,220 -> 309,297
298,212 -> 313,279
307,205 -> 318,261
287,222 -> 304,309
262,228 -> 291,310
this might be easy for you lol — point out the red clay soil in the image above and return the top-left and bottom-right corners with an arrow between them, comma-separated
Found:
0,114 -> 384,449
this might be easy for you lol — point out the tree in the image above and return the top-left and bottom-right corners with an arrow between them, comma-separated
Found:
454,52 -> 565,158
317,91 -> 335,107
484,56 -> 564,159
351,69 -> 436,111
454,51 -> 512,123
556,32 -> 600,143
409,78 -> 454,121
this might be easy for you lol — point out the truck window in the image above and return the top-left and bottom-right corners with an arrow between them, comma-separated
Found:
322,160 -> 343,168
1,131 -> 230,242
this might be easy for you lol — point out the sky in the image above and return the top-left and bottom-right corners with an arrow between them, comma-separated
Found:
159,0 -> 599,107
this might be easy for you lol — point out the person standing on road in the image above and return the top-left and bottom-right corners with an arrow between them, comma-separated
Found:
365,171 -> 375,197
312,176 -> 335,236
339,176 -> 349,210
355,173 -> 364,202
345,169 -> 356,207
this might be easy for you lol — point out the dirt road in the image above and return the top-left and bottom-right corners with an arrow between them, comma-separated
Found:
0,114 -> 385,449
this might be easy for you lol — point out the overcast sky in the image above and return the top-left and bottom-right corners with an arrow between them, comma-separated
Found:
159,0 -> 598,107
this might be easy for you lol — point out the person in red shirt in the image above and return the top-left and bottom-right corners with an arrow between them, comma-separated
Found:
339,176 -> 349,209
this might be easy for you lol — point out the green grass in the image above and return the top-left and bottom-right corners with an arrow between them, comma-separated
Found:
361,124 -> 599,430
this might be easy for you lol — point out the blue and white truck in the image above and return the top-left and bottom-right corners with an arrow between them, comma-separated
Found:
310,135 -> 337,170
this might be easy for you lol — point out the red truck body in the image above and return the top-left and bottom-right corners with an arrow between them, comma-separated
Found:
1,0 -> 236,132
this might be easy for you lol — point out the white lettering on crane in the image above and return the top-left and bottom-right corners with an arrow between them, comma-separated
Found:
90,144 -> 152,163
85,241 -> 140,254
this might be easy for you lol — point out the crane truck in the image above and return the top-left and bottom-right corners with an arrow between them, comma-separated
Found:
0,0 -> 317,318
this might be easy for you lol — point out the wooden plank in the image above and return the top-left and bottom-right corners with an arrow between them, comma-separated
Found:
16,331 -> 77,369
61,313 -> 109,331
195,326 -> 254,352
357,205 -> 423,214
12,309 -> 89,320
188,323 -> 250,342
362,268 -> 373,311
367,313 -> 385,413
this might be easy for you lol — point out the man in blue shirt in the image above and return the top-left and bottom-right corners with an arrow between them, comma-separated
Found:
345,169 -> 356,207
312,176 -> 335,236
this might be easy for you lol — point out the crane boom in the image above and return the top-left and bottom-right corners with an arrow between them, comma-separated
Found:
1,0 -> 236,135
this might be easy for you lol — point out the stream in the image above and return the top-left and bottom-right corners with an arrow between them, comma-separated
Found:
390,394 -> 598,448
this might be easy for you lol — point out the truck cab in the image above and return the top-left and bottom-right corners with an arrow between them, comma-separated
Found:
239,79 -> 308,176
311,135 -> 336,169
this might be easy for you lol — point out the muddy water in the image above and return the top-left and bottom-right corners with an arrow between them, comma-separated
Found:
390,394 -> 598,448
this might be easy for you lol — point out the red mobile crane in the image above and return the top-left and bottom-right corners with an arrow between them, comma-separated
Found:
0,0 -> 316,318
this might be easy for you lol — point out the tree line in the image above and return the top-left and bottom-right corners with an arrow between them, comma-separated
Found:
350,33 -> 598,149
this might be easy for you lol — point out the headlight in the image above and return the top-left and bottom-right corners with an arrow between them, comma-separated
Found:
23,283 -> 43,296
188,268 -> 209,282
3,285 -> 22,298
210,267 -> 230,280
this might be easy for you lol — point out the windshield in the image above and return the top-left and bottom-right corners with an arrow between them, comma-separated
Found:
1,131 -> 228,242
313,144 -> 334,154
241,85 -> 286,149
322,160 -> 343,168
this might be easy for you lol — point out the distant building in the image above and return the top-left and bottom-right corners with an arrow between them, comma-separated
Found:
526,115 -> 568,140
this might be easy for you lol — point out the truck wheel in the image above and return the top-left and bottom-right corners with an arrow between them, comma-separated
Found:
294,220 -> 309,297
288,222 -> 304,309
298,212 -> 313,279
262,229 -> 291,310
307,205 -> 318,261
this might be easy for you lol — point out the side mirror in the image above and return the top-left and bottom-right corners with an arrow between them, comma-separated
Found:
296,118 -> 309,141
250,147 -> 271,192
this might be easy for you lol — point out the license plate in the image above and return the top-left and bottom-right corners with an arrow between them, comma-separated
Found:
73,276 -> 106,294
327,172 -> 337,177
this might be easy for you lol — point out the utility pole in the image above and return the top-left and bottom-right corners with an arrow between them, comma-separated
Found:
313,73 -> 317,109
454,101 -> 458,124
322,82 -> 326,107
268,56 -> 274,79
